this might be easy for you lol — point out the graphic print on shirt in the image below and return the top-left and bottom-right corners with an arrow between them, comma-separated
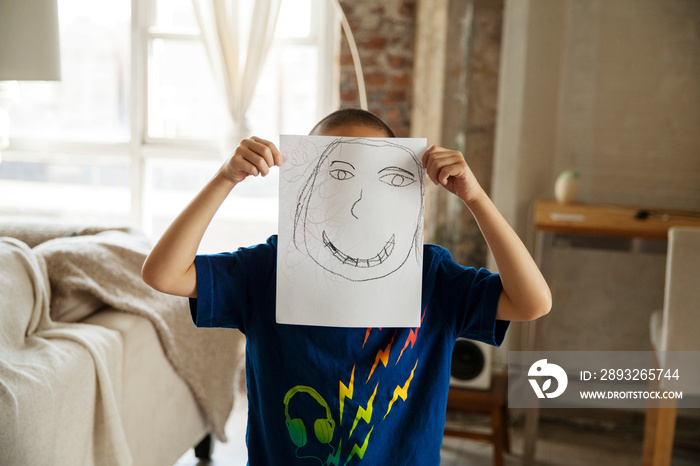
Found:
284,386 -> 339,463
282,309 -> 426,464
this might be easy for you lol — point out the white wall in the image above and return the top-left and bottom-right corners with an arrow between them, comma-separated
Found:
555,0 -> 700,210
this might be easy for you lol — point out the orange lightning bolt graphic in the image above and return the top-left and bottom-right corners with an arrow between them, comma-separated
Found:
362,327 -> 382,348
383,360 -> 418,420
339,365 -> 355,425
349,383 -> 378,436
396,308 -> 426,364
347,426 -> 374,462
366,330 -> 396,383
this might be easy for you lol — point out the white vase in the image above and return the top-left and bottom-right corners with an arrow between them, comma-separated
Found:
554,170 -> 579,204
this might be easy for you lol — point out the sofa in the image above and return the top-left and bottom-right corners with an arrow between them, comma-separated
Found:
0,221 -> 244,466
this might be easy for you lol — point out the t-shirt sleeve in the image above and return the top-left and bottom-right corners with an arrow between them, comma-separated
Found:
431,247 -> 509,346
188,238 -> 276,333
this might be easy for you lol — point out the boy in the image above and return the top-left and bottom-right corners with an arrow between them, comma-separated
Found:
142,108 -> 551,465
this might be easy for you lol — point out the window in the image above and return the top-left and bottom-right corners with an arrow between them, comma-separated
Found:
1,0 -> 132,226
2,0 -> 337,253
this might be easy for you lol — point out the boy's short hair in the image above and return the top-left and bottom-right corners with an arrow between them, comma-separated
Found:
309,108 -> 395,138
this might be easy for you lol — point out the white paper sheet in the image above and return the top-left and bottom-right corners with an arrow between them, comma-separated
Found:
276,135 -> 427,327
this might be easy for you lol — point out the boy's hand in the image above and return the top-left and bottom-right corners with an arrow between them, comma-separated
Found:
422,145 -> 486,206
219,136 -> 283,184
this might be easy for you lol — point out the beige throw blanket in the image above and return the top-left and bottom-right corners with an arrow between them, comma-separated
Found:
33,229 -> 241,442
1,237 -> 130,466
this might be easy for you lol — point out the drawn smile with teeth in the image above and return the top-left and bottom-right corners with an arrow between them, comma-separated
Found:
322,231 -> 395,268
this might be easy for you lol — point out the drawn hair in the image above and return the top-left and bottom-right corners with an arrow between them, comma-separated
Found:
293,138 -> 424,282
309,108 -> 395,138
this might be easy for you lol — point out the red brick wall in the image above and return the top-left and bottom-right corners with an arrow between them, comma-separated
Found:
338,0 -> 417,137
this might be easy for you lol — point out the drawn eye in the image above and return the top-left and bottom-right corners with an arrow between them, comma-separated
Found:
329,169 -> 354,181
379,173 -> 415,187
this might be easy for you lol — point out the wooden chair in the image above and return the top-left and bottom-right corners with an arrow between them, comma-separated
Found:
444,371 -> 509,466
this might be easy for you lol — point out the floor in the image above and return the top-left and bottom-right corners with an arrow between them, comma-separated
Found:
176,399 -> 700,466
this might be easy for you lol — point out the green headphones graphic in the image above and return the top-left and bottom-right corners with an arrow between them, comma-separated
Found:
284,386 -> 336,448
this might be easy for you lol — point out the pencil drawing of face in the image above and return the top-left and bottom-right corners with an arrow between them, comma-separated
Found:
294,138 -> 424,282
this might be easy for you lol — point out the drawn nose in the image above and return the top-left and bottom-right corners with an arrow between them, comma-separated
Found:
350,189 -> 363,220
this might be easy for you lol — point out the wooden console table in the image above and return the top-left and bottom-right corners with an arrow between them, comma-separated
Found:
534,200 -> 700,240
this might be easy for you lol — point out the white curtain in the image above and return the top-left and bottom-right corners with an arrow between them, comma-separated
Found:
192,0 -> 282,156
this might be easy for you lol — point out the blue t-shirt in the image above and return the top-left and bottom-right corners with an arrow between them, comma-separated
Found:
190,235 -> 508,465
